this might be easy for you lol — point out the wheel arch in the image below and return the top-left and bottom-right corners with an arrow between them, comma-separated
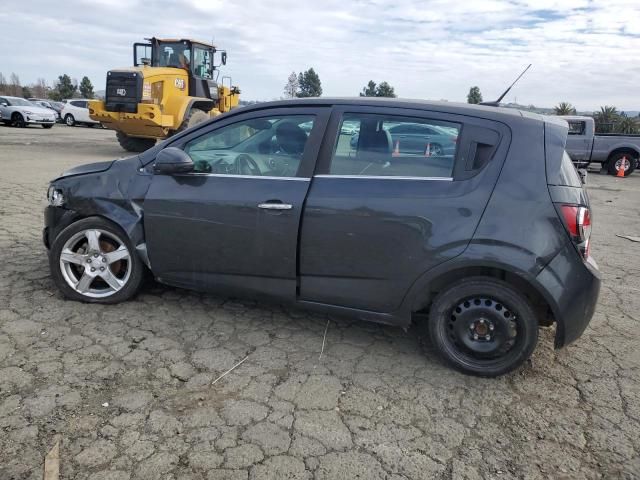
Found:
607,146 -> 640,161
407,262 -> 557,331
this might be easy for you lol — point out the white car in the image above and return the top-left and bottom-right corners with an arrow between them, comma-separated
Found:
61,99 -> 100,127
29,99 -> 62,122
0,96 -> 56,128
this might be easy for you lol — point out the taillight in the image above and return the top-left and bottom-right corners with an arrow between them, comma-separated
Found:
559,205 -> 591,260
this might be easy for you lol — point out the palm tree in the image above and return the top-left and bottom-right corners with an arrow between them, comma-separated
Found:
594,105 -> 619,133
616,115 -> 640,134
554,102 -> 576,115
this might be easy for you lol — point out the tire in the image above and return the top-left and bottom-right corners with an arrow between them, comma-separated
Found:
607,153 -> 636,176
65,114 -> 76,126
175,109 -> 210,134
115,131 -> 156,152
42,124 -> 54,129
49,217 -> 144,304
12,112 -> 26,128
426,277 -> 538,377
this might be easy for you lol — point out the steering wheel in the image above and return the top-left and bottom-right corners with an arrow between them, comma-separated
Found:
234,154 -> 261,176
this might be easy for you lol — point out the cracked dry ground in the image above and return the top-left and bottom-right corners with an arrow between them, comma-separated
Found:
0,127 -> 639,480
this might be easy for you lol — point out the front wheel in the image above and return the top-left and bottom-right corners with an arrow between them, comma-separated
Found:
115,131 -> 156,152
427,277 -> 538,377
65,114 -> 76,126
49,217 -> 144,303
607,153 -> 636,176
12,112 -> 26,128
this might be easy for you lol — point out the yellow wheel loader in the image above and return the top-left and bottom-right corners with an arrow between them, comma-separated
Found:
89,38 -> 240,152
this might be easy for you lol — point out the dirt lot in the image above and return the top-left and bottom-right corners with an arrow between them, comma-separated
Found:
0,124 -> 639,480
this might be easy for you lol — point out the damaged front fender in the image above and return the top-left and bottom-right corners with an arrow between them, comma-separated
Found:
46,156 -> 153,268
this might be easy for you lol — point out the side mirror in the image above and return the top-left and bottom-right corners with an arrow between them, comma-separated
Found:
0,102 -> 7,107
221,51 -> 227,65
153,147 -> 194,175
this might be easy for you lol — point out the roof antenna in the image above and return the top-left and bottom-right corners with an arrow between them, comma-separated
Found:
480,64 -> 532,107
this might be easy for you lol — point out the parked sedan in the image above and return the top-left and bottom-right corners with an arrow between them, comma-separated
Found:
29,99 -> 61,122
0,96 -> 56,128
44,98 -> 600,377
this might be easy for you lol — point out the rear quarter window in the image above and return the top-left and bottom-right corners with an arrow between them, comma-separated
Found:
545,120 -> 581,186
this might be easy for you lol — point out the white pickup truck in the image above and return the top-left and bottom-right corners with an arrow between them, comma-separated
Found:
560,115 -> 640,176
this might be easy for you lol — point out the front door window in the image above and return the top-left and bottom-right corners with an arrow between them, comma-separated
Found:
184,115 -> 315,177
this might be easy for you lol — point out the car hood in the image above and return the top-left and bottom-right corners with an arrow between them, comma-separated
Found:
20,105 -> 56,115
55,160 -> 116,180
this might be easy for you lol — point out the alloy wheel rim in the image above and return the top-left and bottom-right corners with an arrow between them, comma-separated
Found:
445,297 -> 519,360
59,229 -> 131,298
615,158 -> 629,172
66,116 -> 73,126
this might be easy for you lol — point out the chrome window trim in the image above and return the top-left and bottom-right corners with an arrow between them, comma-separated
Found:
313,175 -> 453,181
174,173 -> 310,181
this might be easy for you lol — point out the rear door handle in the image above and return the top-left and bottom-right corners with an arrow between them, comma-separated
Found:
258,202 -> 293,210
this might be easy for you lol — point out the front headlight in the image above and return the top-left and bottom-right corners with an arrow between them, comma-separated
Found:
47,186 -> 65,207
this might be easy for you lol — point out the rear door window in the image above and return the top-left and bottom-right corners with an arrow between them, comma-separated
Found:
330,113 -> 461,178
568,121 -> 585,135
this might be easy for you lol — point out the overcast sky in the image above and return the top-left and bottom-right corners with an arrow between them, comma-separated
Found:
2,0 -> 639,111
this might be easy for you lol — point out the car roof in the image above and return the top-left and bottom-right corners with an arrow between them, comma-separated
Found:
2,95 -> 30,100
238,97 -> 549,125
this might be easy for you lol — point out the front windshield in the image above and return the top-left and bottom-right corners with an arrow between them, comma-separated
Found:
8,98 -> 34,107
154,42 -> 191,69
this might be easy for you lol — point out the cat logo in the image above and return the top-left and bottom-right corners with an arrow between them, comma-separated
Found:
174,78 -> 186,90
116,88 -> 127,96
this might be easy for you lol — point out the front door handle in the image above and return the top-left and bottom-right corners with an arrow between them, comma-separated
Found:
258,202 -> 293,210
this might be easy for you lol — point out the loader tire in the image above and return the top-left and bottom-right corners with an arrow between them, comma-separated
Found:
115,131 -> 156,153
176,109 -> 210,134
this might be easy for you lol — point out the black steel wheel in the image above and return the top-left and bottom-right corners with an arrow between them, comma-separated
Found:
427,277 -> 538,377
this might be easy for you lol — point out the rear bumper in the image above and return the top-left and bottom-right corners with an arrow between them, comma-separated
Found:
535,243 -> 601,348
89,100 -> 175,138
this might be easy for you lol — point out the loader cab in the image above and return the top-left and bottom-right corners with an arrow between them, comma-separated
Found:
134,38 -> 227,100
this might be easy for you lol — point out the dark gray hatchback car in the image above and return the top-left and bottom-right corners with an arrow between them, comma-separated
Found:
44,98 -> 600,376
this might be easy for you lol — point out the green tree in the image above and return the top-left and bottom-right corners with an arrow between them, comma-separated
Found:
360,80 -> 396,97
375,81 -> 396,98
21,85 -> 32,98
594,105 -> 619,133
616,114 -> 639,134
283,71 -> 299,99
467,86 -> 483,104
50,74 -> 77,101
554,102 -> 576,115
79,76 -> 94,99
297,68 -> 322,97
360,80 -> 377,97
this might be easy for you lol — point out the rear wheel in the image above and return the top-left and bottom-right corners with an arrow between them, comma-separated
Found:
49,217 -> 144,303
607,153 -> 636,176
115,131 -> 156,152
12,112 -> 26,128
65,114 -> 76,126
427,277 -> 538,377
